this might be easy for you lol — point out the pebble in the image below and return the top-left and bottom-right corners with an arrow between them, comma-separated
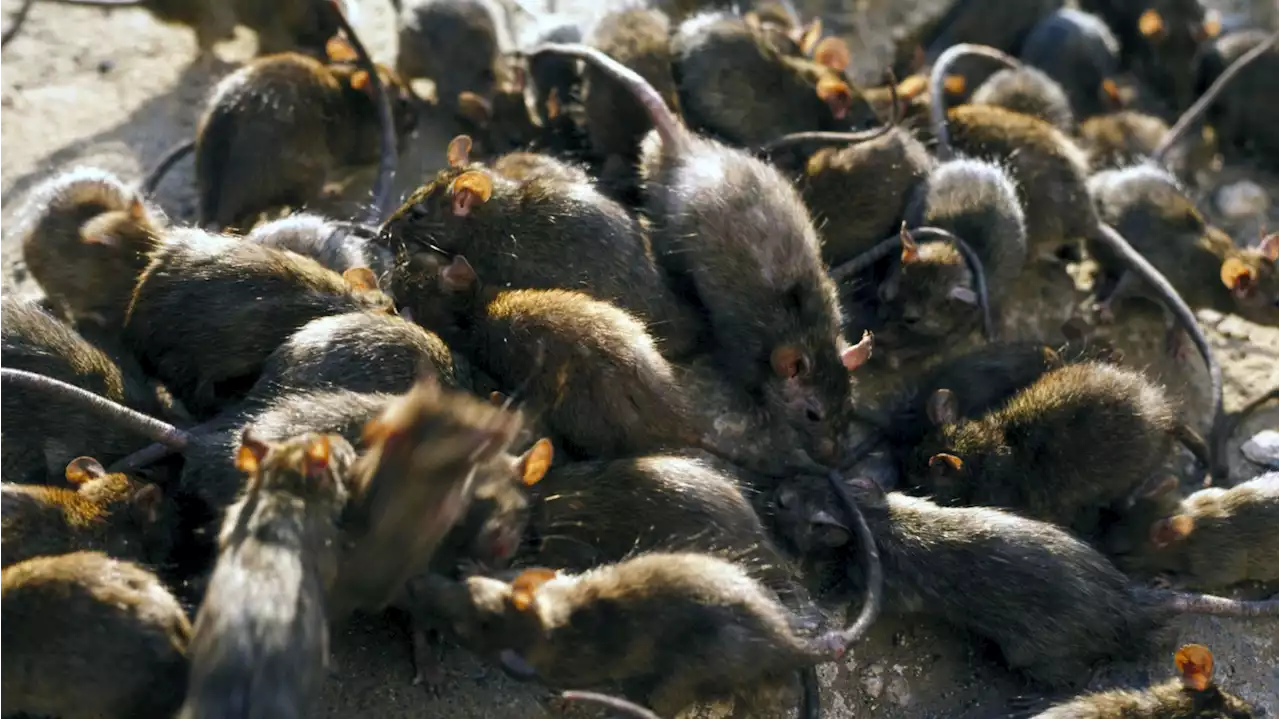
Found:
1241,430 -> 1279,470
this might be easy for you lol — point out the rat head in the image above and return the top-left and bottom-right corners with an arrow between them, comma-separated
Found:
449,437 -> 554,569
414,568 -> 557,666
339,265 -> 396,315
773,475 -> 885,556
390,249 -> 481,339
763,328 -> 871,467
63,195 -> 163,329
64,456 -> 176,565
1134,4 -> 1220,107
327,36 -> 422,141
876,235 -> 980,358
787,37 -> 877,129
235,430 -> 355,519
1221,232 -> 1278,325
906,389 -> 975,500
1103,475 -> 1189,574
456,59 -> 541,156
382,135 -> 501,248
1169,644 -> 1254,716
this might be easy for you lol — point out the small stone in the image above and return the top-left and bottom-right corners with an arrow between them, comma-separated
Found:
1215,180 -> 1271,219
1242,430 -> 1279,470
97,59 -> 115,74
860,663 -> 886,698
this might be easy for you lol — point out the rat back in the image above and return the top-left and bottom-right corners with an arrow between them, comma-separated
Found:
970,66 -> 1076,132
1195,29 -> 1279,166
1019,8 -> 1121,120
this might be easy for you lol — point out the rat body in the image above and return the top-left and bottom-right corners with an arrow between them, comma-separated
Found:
123,228 -> 392,417
2,456 -> 175,569
530,43 -> 869,466
1,301 -> 175,483
380,139 -> 705,358
1194,29 -> 1278,167
1078,111 -> 1170,170
970,64 -> 1076,131
180,431 -> 353,719
1,551 -> 192,719
245,213 -> 393,280
1019,8 -> 1122,121
18,167 -> 166,333
910,361 -> 1205,536
195,46 -> 416,231
396,0 -> 499,112
671,13 -> 874,147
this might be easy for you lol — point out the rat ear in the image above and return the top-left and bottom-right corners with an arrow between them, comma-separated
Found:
770,344 -> 810,379
1199,10 -> 1221,40
1149,515 -> 1195,548
943,74 -> 966,95
947,285 -> 978,305
450,171 -> 493,217
929,452 -> 964,475
813,36 -> 850,71
489,390 -> 507,406
795,18 -> 823,56
1138,8 -> 1165,37
1174,644 -> 1214,691
440,254 -> 478,292
447,135 -> 473,168
1259,232 -> 1278,262
841,330 -> 873,371
351,70 -> 372,95
518,438 -> 554,487
816,76 -> 853,119
326,35 -> 358,62
236,429 -> 270,475
545,87 -> 562,119
127,197 -> 147,221
304,435 -> 332,479
65,456 -> 107,485
456,91 -> 493,127
1101,78 -> 1122,107
342,267 -> 379,292
131,484 -> 163,524
1219,257 -> 1256,295
510,568 -> 558,611
926,388 -> 958,426
900,225 -> 919,264
1041,345 -> 1064,369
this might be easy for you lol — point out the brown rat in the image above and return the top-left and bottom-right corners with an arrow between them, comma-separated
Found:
380,136 -> 705,358
531,43 -> 871,467
1018,8 -> 1123,121
1,455 -> 175,569
18,167 -> 166,334
123,228 -> 393,417
453,57 -> 545,158
970,63 -> 1076,132
179,430 -> 354,719
396,0 -> 499,113
1030,643 -> 1255,718
909,361 -> 1210,536
1,551 -> 192,719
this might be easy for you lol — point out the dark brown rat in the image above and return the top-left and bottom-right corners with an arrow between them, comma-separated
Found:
332,379 -> 520,615
454,58 -> 545,158
970,64 -> 1076,132
1,455 -> 175,569
1031,643 -> 1255,718
380,136 -> 705,358
1192,29 -> 1278,167
396,0 -> 499,113
194,35 -> 416,231
671,13 -> 876,147
123,228 -> 393,417
18,167 -> 166,334
910,361 -> 1209,536
179,430 -> 353,719
1018,8 -> 1123,121
531,43 -> 871,467
1,551 -> 192,719
917,0 -> 1062,70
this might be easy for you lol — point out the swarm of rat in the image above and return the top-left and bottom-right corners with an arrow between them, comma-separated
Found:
2,0 -> 1278,716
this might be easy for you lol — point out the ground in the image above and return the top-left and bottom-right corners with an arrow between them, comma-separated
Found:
0,0 -> 1276,717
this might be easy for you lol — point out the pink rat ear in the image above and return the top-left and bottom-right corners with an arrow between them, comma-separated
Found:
439,255 -> 477,292
1259,232 -> 1278,262
1149,515 -> 1194,548
840,330 -> 873,371
926,388 -> 958,426
64,456 -> 107,485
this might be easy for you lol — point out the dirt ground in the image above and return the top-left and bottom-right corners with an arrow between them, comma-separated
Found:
1,0 -> 1276,717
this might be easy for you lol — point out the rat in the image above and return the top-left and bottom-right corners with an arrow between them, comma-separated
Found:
396,0 -> 499,113
931,43 -> 1077,132
1,300 -> 178,483
244,212 -> 394,280
1078,110 -> 1171,170
670,13 -> 876,147
773,476 -> 1278,689
332,378 -> 520,615
453,57 -> 545,158
247,310 -> 466,399
2,551 -> 192,719
179,430 -> 353,719
378,135 -> 706,359
17,167 -> 167,334
1018,7 -> 1123,121
1192,29 -> 1278,167
1,455 -> 175,569
1104,471 -> 1278,590
909,361 -> 1211,536
123,227 -> 393,417
193,21 -> 415,232
911,0 -> 1062,89
530,42 -> 872,467
1030,643 -> 1255,718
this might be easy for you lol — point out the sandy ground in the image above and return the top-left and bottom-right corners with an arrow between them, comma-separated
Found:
1,0 -> 1277,717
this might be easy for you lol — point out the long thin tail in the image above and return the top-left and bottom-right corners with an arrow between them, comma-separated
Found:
560,691 -> 664,719
1,368 -> 190,450
1170,422 -> 1212,474
929,43 -> 1021,160
797,665 -> 821,719
1139,587 -> 1280,618
1,0 -> 36,48
141,139 -> 195,195
825,470 -> 883,649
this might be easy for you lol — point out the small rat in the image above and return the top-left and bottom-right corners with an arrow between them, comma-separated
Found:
244,212 -> 394,279
194,31 -> 415,231
1018,8 -> 1122,121
18,167 -> 166,333
1030,643 -> 1254,718
773,477 -> 1277,689
1,455 -> 175,569
333,378 -> 519,615
396,0 -> 499,113
123,228 -> 393,417
1,551 -> 192,719
179,430 -> 353,719
1104,471 -> 1278,590
531,43 -> 871,467
909,361 -> 1210,536
671,13 -> 876,147
1192,29 -> 1279,167
380,136 -> 706,358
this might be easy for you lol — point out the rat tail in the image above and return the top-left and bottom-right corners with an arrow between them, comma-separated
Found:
1,368 -> 191,451
1,0 -> 36,48
142,140 -> 195,195
929,43 -> 1021,160
797,666 -> 821,719
530,43 -> 686,154
822,470 -> 883,650
1170,422 -> 1212,475
762,71 -> 899,153
1137,587 -> 1280,618
560,690 -> 663,719
1092,222 -> 1223,480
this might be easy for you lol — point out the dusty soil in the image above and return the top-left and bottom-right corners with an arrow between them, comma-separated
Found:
1,0 -> 1276,717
